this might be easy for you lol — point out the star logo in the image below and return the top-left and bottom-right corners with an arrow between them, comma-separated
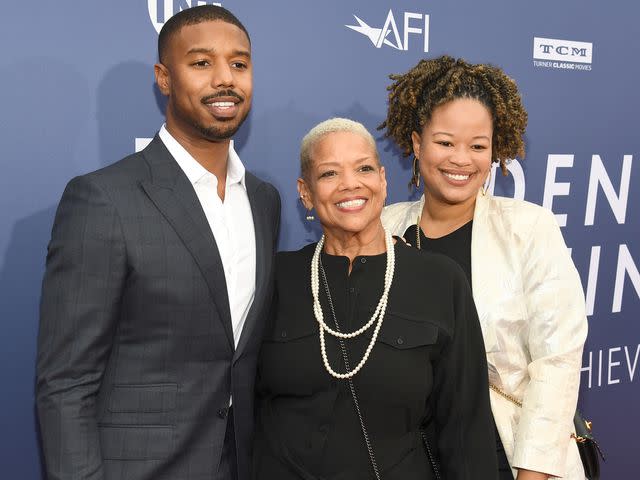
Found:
345,10 -> 430,52
345,12 -> 402,50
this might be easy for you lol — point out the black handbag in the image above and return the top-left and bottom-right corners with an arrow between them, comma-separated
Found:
572,411 -> 605,480
490,385 -> 604,479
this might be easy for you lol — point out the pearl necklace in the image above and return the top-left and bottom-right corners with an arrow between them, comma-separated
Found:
311,228 -> 395,379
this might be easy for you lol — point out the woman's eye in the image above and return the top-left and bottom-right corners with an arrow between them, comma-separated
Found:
471,144 -> 488,150
319,170 -> 336,179
436,141 -> 452,147
359,165 -> 375,172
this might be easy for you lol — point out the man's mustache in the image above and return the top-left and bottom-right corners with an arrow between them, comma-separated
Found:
201,90 -> 243,103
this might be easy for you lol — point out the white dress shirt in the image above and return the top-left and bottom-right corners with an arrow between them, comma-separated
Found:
159,125 -> 256,350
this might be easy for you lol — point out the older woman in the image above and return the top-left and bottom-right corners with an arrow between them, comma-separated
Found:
380,56 -> 588,480
252,118 -> 498,479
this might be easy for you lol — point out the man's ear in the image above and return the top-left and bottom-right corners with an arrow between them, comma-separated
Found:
154,63 -> 170,96
297,178 -> 313,210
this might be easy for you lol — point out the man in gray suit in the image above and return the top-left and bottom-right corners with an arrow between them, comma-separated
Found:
36,6 -> 280,480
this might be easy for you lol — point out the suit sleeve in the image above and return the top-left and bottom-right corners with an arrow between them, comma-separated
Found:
511,208 -> 588,476
433,269 -> 498,480
36,175 -> 127,480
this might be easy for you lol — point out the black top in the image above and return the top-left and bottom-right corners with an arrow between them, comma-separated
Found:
403,221 -> 473,284
253,240 -> 498,480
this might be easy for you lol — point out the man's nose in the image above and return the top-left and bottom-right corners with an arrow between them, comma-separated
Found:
210,61 -> 234,88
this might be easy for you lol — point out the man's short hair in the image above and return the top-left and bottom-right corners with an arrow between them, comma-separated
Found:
158,5 -> 250,63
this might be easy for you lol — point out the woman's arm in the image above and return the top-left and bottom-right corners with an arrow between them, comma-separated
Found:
516,469 -> 549,480
511,207 -> 588,476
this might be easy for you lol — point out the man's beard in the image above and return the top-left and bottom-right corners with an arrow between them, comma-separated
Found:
193,121 -> 241,141
170,94 -> 250,142
191,110 -> 249,141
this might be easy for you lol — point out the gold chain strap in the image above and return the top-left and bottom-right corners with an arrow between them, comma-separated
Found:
489,384 -> 597,446
489,384 -> 523,408
416,215 -> 421,250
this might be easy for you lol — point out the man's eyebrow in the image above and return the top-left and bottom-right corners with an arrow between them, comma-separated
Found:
186,47 -> 251,58
186,47 -> 214,55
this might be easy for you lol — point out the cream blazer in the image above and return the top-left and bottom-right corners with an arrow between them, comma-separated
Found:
382,192 -> 587,479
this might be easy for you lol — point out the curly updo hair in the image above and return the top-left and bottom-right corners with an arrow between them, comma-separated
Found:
379,55 -> 527,174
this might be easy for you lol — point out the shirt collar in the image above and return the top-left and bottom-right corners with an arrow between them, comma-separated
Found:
159,124 -> 246,188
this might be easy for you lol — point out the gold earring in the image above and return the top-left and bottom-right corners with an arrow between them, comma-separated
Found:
482,166 -> 493,196
408,156 -> 421,192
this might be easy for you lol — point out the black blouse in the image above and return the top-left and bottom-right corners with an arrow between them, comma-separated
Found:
404,222 -> 473,283
253,240 -> 497,480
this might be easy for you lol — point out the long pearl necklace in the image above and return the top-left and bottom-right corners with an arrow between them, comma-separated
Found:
310,228 -> 395,379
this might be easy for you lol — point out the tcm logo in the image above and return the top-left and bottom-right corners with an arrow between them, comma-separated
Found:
533,37 -> 593,64
346,10 -> 430,52
148,0 -> 222,34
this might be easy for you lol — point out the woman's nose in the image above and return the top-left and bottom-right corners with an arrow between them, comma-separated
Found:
449,147 -> 473,166
338,170 -> 360,190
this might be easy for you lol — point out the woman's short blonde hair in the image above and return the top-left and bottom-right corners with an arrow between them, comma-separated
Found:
300,118 -> 379,179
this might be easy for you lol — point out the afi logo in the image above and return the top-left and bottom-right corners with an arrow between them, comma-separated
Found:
346,10 -> 430,52
533,37 -> 593,64
148,0 -> 222,34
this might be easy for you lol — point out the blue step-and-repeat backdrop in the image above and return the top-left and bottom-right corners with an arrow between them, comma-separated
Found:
1,1 -> 637,477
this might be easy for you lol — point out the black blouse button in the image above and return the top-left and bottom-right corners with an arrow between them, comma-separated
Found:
349,287 -> 355,293
360,258 -> 367,264
318,424 -> 329,434
396,337 -> 405,345
280,330 -> 287,338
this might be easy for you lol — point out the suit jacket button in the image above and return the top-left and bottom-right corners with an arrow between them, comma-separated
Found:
281,330 -> 287,338
218,407 -> 228,419
396,337 -> 404,345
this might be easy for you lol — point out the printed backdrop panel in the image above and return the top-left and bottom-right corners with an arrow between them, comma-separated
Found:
0,0 -> 637,477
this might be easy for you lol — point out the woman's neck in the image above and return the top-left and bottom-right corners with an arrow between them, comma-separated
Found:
323,222 -> 387,263
420,193 -> 476,239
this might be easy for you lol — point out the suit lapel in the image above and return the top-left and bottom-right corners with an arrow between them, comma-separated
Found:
235,173 -> 271,357
139,136 -> 234,350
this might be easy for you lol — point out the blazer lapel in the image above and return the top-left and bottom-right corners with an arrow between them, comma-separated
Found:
471,191 -> 499,354
234,173 -> 272,357
139,136 -> 235,350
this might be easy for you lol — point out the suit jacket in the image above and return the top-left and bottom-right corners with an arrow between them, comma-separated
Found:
36,135 -> 280,480
382,192 -> 587,479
